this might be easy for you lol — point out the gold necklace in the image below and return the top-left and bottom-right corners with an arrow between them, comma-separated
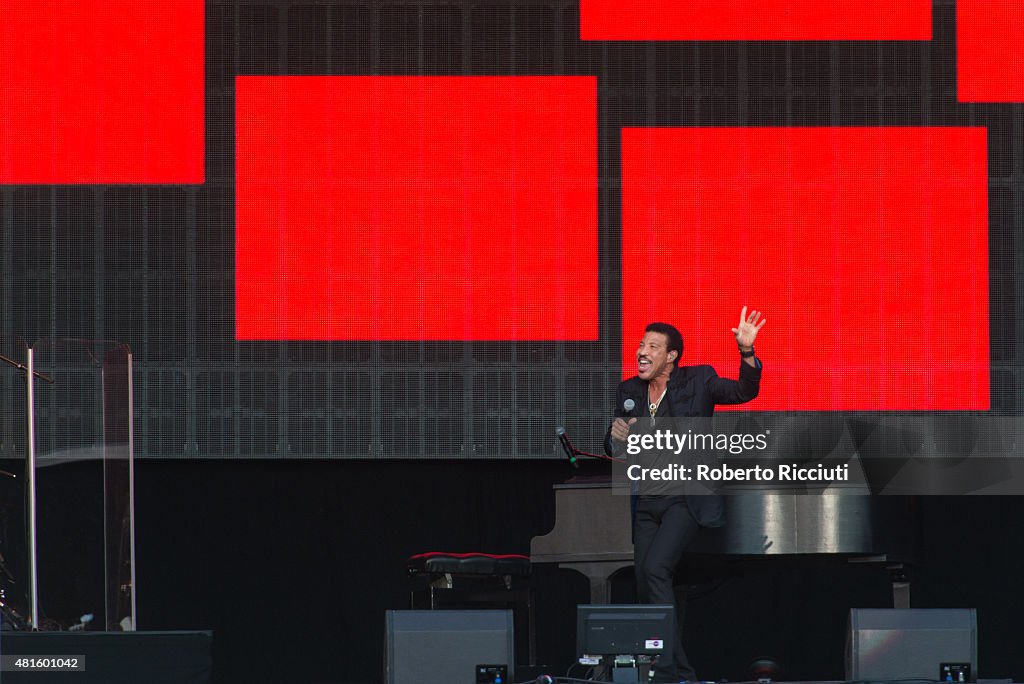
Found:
649,387 -> 667,416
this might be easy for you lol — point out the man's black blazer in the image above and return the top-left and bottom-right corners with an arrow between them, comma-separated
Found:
604,361 -> 762,527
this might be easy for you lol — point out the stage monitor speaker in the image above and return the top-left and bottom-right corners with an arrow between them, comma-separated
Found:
384,610 -> 514,684
846,608 -> 977,682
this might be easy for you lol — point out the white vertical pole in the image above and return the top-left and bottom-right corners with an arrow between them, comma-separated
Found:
127,351 -> 136,630
25,348 -> 38,630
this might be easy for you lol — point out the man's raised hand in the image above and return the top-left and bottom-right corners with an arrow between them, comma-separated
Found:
731,306 -> 766,349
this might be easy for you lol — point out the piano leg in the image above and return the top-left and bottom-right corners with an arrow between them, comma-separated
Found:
566,561 -> 633,604
889,563 -> 911,608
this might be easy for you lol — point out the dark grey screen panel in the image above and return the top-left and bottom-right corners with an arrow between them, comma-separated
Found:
847,608 -> 978,682
385,609 -> 514,684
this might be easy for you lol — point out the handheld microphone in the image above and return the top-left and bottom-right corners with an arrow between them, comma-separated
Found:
623,398 -> 636,415
555,426 -> 578,468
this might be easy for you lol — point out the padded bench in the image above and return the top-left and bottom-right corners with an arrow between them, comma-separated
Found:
407,552 -> 535,666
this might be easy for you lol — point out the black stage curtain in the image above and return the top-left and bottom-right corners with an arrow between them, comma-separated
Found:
1,459 -> 1022,683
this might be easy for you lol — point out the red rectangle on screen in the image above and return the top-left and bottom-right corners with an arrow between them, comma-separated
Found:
957,1 -> 1024,102
0,1 -> 204,184
236,76 -> 597,341
621,127 -> 989,411
580,0 -> 931,40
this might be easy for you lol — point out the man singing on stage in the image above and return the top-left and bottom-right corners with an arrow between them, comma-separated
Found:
605,307 -> 766,683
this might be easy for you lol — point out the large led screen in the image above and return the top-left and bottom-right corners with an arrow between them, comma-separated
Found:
1,4 -> 1018,458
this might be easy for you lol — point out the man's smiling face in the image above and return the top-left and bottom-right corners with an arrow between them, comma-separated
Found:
637,331 -> 677,381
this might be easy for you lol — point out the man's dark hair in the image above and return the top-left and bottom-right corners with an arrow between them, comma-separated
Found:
645,322 -> 683,366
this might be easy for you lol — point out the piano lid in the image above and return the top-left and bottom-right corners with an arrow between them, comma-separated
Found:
532,479 -> 920,561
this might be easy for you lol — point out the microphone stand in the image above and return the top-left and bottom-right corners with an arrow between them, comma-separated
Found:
557,427 -> 626,465
0,352 -> 55,384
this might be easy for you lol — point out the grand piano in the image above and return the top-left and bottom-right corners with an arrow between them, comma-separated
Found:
530,475 -> 919,607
